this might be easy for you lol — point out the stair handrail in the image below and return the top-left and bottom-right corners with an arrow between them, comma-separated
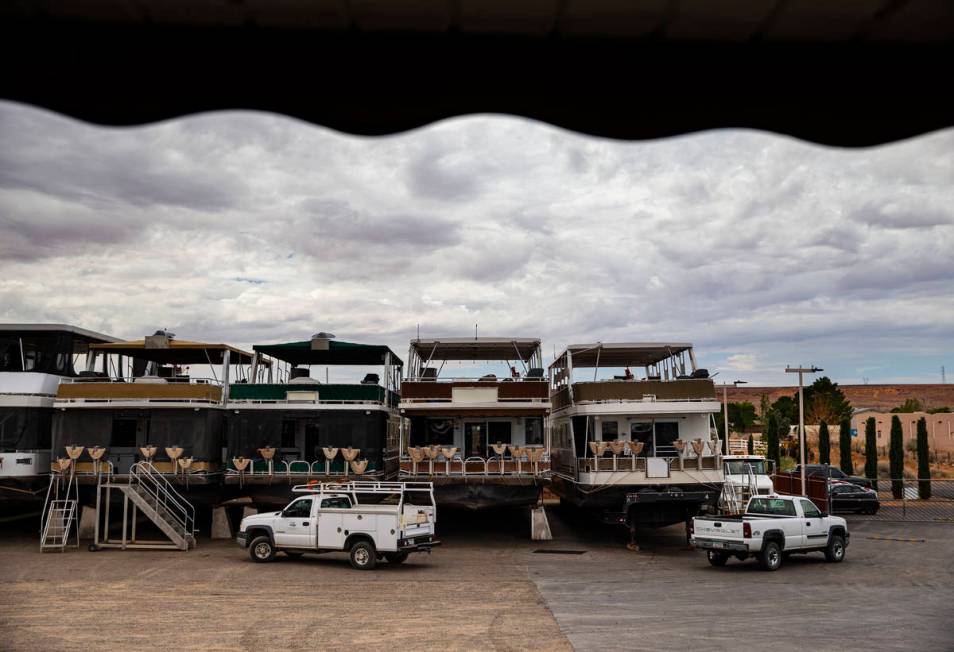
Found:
129,461 -> 195,537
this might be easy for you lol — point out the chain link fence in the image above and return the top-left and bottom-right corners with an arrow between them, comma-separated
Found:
846,479 -> 954,523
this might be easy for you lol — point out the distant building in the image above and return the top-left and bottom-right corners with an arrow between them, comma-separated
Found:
850,411 -> 954,453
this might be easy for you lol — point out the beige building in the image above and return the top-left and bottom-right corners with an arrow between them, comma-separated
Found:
851,411 -> 954,453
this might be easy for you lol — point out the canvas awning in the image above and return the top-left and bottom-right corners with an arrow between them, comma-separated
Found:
89,339 -> 255,365
556,343 -> 693,368
410,338 -> 540,362
253,340 -> 402,367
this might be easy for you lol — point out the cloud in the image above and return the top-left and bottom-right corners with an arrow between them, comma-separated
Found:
1,103 -> 952,384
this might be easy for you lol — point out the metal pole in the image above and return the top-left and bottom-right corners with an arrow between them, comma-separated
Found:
723,384 -> 729,443
798,370 -> 806,496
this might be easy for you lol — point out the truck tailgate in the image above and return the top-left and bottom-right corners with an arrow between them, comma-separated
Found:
694,517 -> 744,540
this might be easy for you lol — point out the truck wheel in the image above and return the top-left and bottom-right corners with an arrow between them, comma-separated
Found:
349,541 -> 377,570
706,551 -> 728,567
249,536 -> 275,563
385,551 -> 409,565
825,535 -> 846,563
759,541 -> 782,571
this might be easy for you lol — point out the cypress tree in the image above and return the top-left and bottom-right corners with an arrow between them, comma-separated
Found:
818,421 -> 830,465
747,434 -> 754,455
889,415 -> 904,499
839,416 -> 854,475
766,412 -> 780,468
917,417 -> 931,499
864,417 -> 878,491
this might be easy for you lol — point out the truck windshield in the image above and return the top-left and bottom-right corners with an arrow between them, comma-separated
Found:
725,460 -> 767,475
747,498 -> 796,516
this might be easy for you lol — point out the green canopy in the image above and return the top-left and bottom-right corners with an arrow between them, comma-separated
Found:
253,339 -> 402,367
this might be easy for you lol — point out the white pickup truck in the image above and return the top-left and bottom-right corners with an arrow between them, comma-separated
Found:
236,481 -> 440,570
690,495 -> 849,571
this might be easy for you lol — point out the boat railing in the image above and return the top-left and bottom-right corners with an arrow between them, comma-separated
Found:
224,459 -> 386,478
399,448 -> 550,477
227,397 -> 389,405
576,447 -> 722,473
62,376 -> 222,385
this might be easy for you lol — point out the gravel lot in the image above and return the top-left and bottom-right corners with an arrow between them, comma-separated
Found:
0,508 -> 951,651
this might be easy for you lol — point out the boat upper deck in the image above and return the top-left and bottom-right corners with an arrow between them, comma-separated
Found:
54,333 -> 253,406
549,342 -> 717,413
400,337 -> 549,414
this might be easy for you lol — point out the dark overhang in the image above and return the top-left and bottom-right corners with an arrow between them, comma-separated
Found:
1,2 -> 952,147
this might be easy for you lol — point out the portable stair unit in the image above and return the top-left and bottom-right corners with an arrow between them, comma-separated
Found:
40,462 -> 80,552
90,461 -> 196,551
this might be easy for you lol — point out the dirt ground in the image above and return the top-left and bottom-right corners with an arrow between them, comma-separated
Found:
1,508 -> 952,651
0,510 -> 570,651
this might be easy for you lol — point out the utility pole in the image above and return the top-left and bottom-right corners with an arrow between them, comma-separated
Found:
721,380 -> 747,453
785,365 -> 822,496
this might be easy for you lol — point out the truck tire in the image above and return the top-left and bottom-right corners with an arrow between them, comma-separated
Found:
385,551 -> 409,565
825,534 -> 846,563
349,541 -> 377,570
249,536 -> 276,563
706,551 -> 729,567
759,541 -> 782,571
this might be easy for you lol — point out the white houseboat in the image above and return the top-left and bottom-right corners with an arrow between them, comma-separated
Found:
0,324 -> 118,509
548,343 -> 723,535
399,337 -> 550,509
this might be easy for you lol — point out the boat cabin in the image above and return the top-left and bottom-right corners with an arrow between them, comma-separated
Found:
224,333 -> 403,490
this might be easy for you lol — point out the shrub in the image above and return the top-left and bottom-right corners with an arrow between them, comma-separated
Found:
917,417 -> 931,499
818,421 -> 830,465
839,416 -> 853,475
889,416 -> 904,498
864,417 -> 878,491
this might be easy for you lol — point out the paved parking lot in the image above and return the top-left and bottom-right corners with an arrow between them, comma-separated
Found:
0,508 -> 951,651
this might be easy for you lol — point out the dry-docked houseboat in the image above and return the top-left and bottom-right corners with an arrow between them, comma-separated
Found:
224,333 -> 403,507
50,331 -> 254,503
0,324 -> 118,509
548,343 -> 723,535
399,337 -> 550,509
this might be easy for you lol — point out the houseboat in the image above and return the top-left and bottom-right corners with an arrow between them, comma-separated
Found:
50,331 -> 254,503
399,337 -> 550,509
0,324 -> 118,510
548,343 -> 723,535
224,333 -> 403,507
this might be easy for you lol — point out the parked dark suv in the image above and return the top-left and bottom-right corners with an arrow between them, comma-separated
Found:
794,464 -> 873,490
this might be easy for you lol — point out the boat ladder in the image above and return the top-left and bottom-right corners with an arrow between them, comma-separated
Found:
40,467 -> 80,552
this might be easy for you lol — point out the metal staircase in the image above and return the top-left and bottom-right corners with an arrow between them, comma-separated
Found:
93,461 -> 196,551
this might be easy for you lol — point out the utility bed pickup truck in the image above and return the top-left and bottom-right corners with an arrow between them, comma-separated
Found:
690,495 -> 849,571
237,481 -> 440,570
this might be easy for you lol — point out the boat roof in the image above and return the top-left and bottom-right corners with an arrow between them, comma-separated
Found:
553,343 -> 694,368
89,339 -> 255,365
410,338 -> 540,362
254,339 -> 402,367
0,323 -> 119,346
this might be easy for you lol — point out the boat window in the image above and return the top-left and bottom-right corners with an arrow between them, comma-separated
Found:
488,421 -> 512,445
319,496 -> 351,509
280,420 -> 297,448
630,422 -> 653,455
600,420 -> 618,441
525,417 -> 544,446
110,419 -> 138,448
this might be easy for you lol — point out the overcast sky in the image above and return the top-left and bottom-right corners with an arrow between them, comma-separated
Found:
1,100 -> 952,386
